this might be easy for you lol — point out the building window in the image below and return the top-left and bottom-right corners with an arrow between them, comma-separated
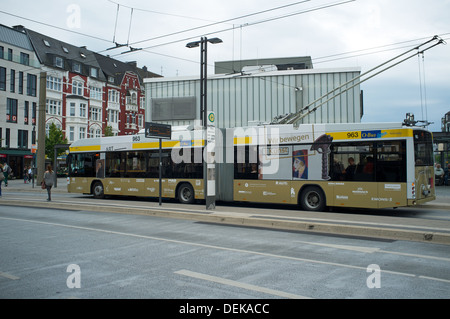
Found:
69,127 -> 75,142
72,80 -> 84,96
18,71 -> 23,94
26,73 -> 37,96
79,103 -> 87,118
20,52 -> 30,66
69,102 -> 76,116
0,67 -> 6,91
24,101 -> 29,125
46,99 -> 62,115
90,67 -> 98,78
79,127 -> 86,139
89,86 -> 102,100
89,128 -> 101,138
47,76 -> 62,91
90,107 -> 101,121
18,130 -> 28,149
55,56 -> 64,68
108,110 -> 118,123
73,62 -> 81,73
7,48 -> 12,61
5,128 -> 10,148
32,102 -> 37,125
7,98 -> 18,123
10,69 -> 15,92
0,46 -> 3,59
108,89 -> 119,103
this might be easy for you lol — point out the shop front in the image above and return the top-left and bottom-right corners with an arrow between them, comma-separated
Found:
0,150 -> 34,180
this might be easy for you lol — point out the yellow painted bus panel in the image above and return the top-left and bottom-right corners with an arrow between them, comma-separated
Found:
233,180 -> 292,203
68,177 -> 204,200
377,183 -> 407,208
69,145 -> 101,153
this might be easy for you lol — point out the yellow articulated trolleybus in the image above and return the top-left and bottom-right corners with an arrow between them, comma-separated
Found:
67,122 -> 436,211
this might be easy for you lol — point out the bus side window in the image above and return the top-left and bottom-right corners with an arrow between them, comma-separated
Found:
234,146 -> 258,180
69,153 -> 97,177
376,141 -> 406,182
105,152 -> 122,177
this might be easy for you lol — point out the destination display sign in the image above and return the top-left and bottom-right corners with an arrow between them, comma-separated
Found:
145,122 -> 171,139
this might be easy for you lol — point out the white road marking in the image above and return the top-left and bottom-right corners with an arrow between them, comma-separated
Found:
175,269 -> 311,299
295,240 -> 450,262
0,271 -> 19,280
295,240 -> 381,253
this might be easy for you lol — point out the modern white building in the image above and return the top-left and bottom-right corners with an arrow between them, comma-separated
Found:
0,24 -> 41,178
144,58 -> 362,129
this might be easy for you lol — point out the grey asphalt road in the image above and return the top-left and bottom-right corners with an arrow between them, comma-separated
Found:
0,203 -> 449,300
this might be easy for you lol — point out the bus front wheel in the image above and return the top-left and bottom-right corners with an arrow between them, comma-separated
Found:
92,181 -> 105,199
178,183 -> 194,204
299,186 -> 326,212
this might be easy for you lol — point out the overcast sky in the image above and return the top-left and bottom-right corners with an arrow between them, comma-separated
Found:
2,0 -> 449,131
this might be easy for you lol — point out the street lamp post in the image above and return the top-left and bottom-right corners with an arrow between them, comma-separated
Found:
186,37 -> 222,210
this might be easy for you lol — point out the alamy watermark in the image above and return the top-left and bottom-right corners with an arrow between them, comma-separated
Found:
66,4 -> 81,29
66,264 -> 81,288
366,264 -> 381,288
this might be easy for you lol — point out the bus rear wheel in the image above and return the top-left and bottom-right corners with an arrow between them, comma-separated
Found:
300,186 -> 326,212
92,181 -> 105,199
178,183 -> 194,204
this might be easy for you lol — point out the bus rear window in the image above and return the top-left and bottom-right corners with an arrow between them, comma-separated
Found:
414,130 -> 433,166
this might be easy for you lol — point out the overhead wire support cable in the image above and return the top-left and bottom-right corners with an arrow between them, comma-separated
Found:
123,0 -> 355,54
272,36 -> 445,125
127,0 -> 312,47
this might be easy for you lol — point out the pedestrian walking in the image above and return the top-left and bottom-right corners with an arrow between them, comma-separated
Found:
0,164 -> 4,197
28,166 -> 33,184
24,167 -> 28,183
2,162 -> 10,187
42,165 -> 56,201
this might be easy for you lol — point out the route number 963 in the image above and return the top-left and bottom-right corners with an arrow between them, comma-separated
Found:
347,131 -> 359,139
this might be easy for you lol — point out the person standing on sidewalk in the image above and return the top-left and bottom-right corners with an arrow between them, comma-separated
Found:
43,165 -> 56,201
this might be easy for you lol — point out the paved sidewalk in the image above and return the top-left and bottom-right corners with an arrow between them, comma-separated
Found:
1,177 -> 449,208
1,177 -> 68,193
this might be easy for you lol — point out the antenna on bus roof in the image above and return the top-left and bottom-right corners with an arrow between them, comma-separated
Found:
271,36 -> 445,126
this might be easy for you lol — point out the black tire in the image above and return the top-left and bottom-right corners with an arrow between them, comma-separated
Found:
178,183 -> 195,204
92,181 -> 105,199
299,186 -> 326,212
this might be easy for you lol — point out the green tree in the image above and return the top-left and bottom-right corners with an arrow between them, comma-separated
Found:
45,123 -> 68,162
104,125 -> 114,137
